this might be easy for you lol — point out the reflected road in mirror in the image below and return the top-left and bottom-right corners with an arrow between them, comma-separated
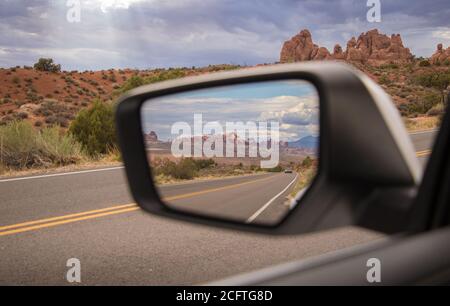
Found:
141,80 -> 320,225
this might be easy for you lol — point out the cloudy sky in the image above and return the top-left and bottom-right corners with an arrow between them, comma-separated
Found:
0,0 -> 449,70
142,80 -> 319,142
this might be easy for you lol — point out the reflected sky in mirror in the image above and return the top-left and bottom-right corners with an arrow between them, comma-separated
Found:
141,80 -> 319,143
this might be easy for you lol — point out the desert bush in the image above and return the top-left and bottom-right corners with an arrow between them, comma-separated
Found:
265,165 -> 283,172
146,69 -> 187,85
302,156 -> 313,167
154,158 -> 198,180
118,75 -> 145,93
414,71 -> 450,90
69,100 -> 117,156
401,92 -> 441,116
427,103 -> 446,116
34,58 -> 61,73
0,121 -> 83,169
12,76 -> 20,84
37,126 -> 83,165
419,60 -> 431,67
378,74 -> 391,85
193,158 -> 216,170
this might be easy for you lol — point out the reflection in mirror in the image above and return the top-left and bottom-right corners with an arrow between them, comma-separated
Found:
141,80 -> 319,225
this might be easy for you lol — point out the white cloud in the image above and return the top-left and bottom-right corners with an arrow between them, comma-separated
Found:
83,0 -> 145,13
433,28 -> 450,41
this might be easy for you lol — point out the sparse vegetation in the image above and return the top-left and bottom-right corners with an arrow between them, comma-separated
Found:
419,60 -> 431,67
33,58 -> 61,73
0,121 -> 83,170
69,100 -> 117,156
153,158 -> 217,180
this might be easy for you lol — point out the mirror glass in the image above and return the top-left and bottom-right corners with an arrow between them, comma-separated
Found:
141,80 -> 319,225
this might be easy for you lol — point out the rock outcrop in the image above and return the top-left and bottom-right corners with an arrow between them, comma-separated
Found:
280,29 -> 414,66
430,43 -> 450,64
145,131 -> 158,143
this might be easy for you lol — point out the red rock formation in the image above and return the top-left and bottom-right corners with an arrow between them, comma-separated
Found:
280,29 -> 319,62
280,28 -> 414,66
145,131 -> 158,143
333,44 -> 345,60
430,43 -> 450,64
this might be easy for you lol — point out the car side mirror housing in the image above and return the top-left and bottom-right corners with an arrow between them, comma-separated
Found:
115,62 -> 421,235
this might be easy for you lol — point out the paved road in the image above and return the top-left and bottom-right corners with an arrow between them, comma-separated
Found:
0,130 -> 437,285
160,172 -> 296,225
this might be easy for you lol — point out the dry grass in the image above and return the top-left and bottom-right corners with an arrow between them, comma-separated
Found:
289,166 -> 317,198
404,116 -> 441,132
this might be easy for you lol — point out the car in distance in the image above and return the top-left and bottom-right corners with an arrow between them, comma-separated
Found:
284,169 -> 293,173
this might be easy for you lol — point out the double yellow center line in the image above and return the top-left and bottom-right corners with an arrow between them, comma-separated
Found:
0,149 -> 432,237
0,174 -> 277,237
416,149 -> 431,158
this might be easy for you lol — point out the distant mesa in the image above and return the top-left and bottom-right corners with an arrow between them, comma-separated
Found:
430,43 -> 450,64
288,135 -> 319,149
280,29 -> 414,66
145,131 -> 159,143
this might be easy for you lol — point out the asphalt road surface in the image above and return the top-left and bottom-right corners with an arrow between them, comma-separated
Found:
160,172 -> 296,225
0,130 -> 437,285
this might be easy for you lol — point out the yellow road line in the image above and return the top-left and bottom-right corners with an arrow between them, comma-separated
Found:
0,203 -> 137,232
0,207 -> 140,237
0,147 -> 433,237
163,174 -> 277,201
0,145 -> 433,236
416,149 -> 431,157
0,174 -> 279,237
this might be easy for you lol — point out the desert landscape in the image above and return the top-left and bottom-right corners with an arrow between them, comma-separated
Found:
0,29 -> 448,179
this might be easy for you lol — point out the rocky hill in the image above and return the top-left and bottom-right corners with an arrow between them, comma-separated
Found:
280,28 -> 449,123
0,65 -> 240,128
280,29 -> 414,66
431,43 -> 450,65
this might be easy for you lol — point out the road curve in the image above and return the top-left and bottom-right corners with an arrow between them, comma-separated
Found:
0,130 -> 437,285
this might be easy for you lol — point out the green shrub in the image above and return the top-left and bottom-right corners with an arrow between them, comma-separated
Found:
0,121 -> 83,169
302,156 -> 313,168
33,58 -> 61,73
118,75 -> 145,93
12,76 -> 20,84
265,165 -> 283,172
152,158 -> 216,180
414,71 -> 450,90
193,158 -> 216,170
419,60 -> 431,67
154,158 -> 198,180
37,126 -> 83,165
378,74 -> 391,85
427,103 -> 446,116
69,100 -> 117,156
401,92 -> 441,116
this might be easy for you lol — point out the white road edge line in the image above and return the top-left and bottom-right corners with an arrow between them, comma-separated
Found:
0,166 -> 125,183
409,129 -> 438,135
246,173 -> 299,224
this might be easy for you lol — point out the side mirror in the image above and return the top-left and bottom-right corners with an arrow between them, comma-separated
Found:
116,62 -> 421,235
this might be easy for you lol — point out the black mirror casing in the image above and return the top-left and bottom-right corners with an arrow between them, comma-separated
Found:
116,62 -> 422,235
